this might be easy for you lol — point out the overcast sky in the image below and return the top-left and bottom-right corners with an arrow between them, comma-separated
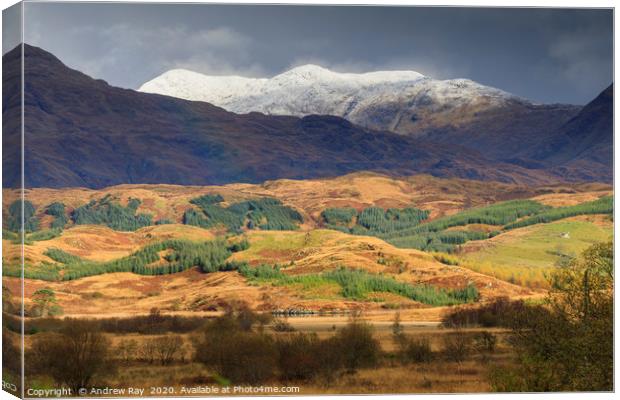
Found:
3,3 -> 613,104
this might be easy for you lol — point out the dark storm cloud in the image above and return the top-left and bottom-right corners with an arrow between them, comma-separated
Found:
14,3 -> 614,104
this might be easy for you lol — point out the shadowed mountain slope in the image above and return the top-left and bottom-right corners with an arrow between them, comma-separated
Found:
141,63 -> 612,185
536,84 -> 613,182
1,45 -> 607,189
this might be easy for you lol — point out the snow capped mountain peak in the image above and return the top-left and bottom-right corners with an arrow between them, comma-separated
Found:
157,68 -> 264,83
270,64 -> 426,86
284,64 -> 332,76
140,68 -> 267,104
138,64 -> 521,134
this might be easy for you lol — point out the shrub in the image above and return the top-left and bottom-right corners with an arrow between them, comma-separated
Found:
27,228 -> 62,242
236,306 -> 264,331
27,321 -> 113,392
17,313 -> 207,336
151,336 -> 184,365
500,360 -> 569,392
238,264 -> 284,280
313,336 -> 345,386
442,297 -> 538,328
116,339 -> 138,363
271,318 -> 296,332
398,336 -> 433,364
228,237 -> 250,252
442,331 -> 472,362
2,285 -> 17,314
2,329 -> 21,374
333,320 -> 380,372
48,304 -> 64,317
276,333 -> 322,381
195,317 -> 277,384
433,252 -> 459,266
474,331 -> 497,353
140,339 -> 157,364
492,241 -> 613,391
190,194 -> 225,206
3,229 -> 19,242
192,313 -> 383,385
32,288 -> 58,317
391,312 -> 404,337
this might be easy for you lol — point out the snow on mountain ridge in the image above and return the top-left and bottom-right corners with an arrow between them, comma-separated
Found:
141,68 -> 268,104
273,64 -> 426,85
141,64 -> 428,102
138,64 -> 522,133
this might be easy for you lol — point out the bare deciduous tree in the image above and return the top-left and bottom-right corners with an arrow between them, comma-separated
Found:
29,321 -> 112,392
152,336 -> 184,365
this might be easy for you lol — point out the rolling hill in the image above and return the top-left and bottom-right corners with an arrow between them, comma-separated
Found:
3,173 -> 612,316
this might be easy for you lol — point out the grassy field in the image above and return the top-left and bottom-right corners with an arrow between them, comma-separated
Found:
233,229 -> 340,260
106,327 -> 510,394
459,215 -> 613,287
16,320 -> 512,395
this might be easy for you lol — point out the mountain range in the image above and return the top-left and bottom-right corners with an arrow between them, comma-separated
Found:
141,64 -> 613,183
139,64 -> 521,135
139,65 -> 538,145
2,44 -> 613,189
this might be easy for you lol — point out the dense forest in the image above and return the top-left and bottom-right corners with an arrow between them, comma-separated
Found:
4,194 -> 304,239
239,264 -> 479,306
321,197 -> 612,253
8,238 -> 249,281
321,207 -> 430,236
46,202 -> 69,229
5,200 -> 40,232
185,195 -> 303,233
72,196 -> 153,231
3,197 -> 152,234
504,195 -> 613,230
